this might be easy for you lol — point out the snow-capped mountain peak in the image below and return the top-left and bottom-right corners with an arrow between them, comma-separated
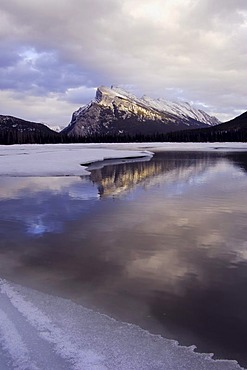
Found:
62,85 -> 221,137
94,86 -> 220,126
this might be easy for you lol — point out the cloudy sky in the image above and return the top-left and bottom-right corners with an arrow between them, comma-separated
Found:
0,0 -> 246,128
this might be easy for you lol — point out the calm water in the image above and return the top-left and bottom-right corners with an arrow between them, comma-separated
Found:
1,151 -> 247,366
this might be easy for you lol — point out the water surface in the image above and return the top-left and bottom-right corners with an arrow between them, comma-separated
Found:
1,151 -> 247,366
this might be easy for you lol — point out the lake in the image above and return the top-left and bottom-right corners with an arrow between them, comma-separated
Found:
0,150 -> 247,367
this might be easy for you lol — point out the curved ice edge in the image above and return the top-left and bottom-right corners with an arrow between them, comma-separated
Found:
81,154 -> 153,171
0,278 -> 245,370
122,323 -> 241,367
81,150 -> 153,167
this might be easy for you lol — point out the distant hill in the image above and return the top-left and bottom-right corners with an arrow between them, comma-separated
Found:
0,115 -> 60,144
213,111 -> 247,131
62,86 -> 220,137
162,111 -> 247,142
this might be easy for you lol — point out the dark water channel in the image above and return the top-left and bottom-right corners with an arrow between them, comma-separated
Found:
1,151 -> 247,366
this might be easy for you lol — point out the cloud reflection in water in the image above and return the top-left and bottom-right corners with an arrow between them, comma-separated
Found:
0,151 -> 247,365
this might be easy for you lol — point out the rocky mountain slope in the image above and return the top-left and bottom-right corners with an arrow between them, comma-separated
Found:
63,86 -> 220,137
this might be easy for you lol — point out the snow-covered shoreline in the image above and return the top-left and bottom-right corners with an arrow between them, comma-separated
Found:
0,278 -> 244,370
0,142 -> 247,177
0,143 -> 153,177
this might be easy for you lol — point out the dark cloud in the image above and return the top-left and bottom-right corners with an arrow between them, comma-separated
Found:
0,44 -> 94,94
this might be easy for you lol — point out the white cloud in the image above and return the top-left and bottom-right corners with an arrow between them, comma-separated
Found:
0,90 -> 78,126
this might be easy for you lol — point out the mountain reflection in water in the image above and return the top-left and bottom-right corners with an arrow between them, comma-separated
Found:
89,151 -> 218,197
0,151 -> 247,366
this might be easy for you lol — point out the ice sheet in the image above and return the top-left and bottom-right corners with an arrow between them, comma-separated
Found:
86,142 -> 247,152
0,279 -> 244,370
0,144 -> 152,177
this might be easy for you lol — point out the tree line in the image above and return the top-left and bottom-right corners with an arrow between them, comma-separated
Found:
0,127 -> 246,145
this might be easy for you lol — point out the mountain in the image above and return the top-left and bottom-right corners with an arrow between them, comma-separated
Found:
45,124 -> 65,133
163,110 -> 247,142
0,115 -> 60,144
62,86 -> 220,137
212,111 -> 247,131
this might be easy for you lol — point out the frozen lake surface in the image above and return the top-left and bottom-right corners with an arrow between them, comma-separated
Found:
0,278 -> 243,370
1,143 -> 247,369
0,142 -> 246,177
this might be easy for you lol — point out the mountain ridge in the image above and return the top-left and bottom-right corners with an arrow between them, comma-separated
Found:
62,86 -> 220,137
1,88 -> 245,144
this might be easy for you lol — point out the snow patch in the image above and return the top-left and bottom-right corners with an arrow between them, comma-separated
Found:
0,308 -> 38,370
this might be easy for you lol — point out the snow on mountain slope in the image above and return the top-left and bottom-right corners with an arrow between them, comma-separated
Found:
141,95 -> 219,126
63,86 -> 220,137
94,86 -> 219,126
